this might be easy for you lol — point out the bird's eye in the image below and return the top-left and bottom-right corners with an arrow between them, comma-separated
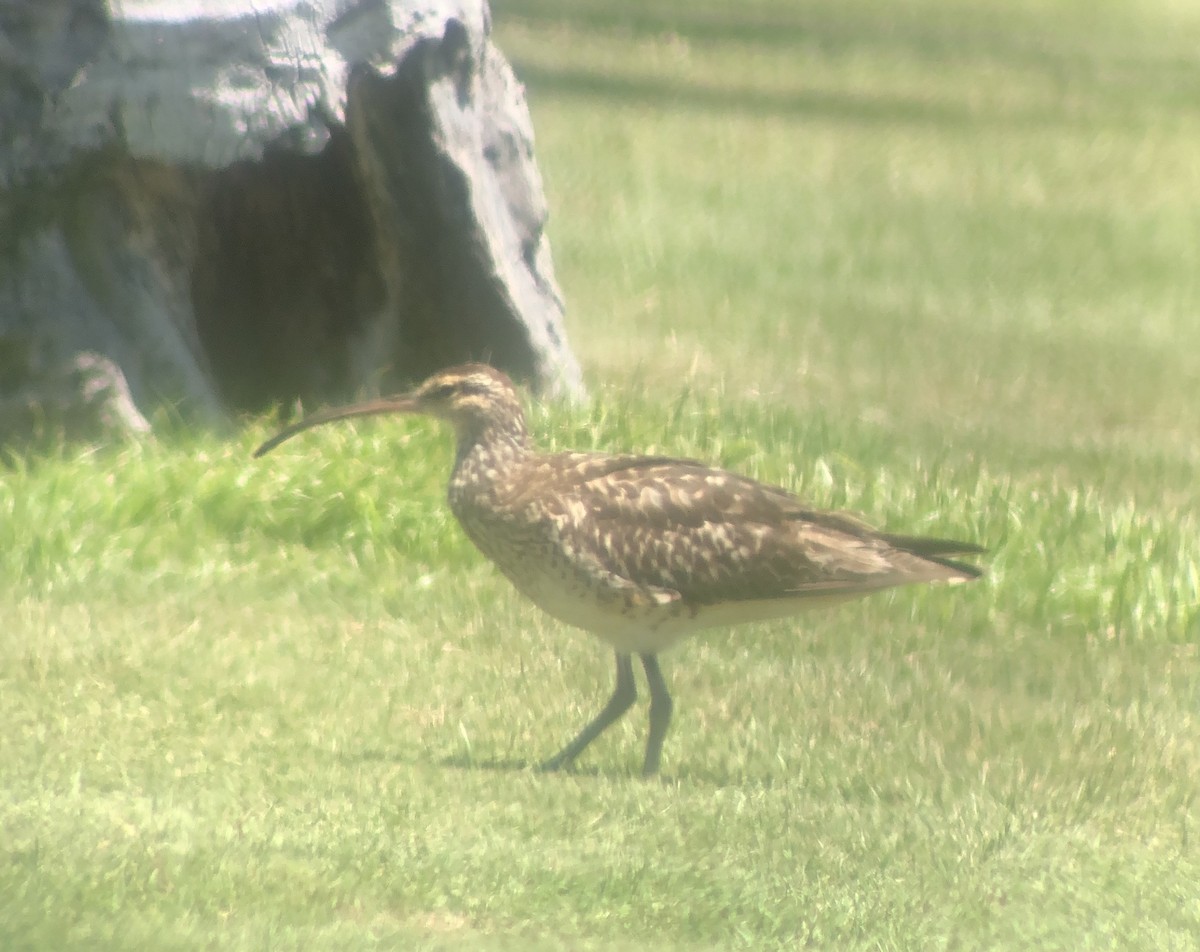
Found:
428,382 -> 457,400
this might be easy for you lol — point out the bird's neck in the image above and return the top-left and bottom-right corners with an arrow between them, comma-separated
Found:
449,415 -> 532,500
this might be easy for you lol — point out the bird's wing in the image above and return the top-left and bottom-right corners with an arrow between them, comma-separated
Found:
525,456 -> 974,605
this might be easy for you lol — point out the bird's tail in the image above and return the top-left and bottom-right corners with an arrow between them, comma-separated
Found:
879,534 -> 987,579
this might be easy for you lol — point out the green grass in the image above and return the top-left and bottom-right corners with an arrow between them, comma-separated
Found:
505,0 -> 1200,507
3,0 -> 1199,948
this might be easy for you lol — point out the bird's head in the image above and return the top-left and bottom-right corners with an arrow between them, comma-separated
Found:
253,363 -> 528,458
405,363 -> 524,428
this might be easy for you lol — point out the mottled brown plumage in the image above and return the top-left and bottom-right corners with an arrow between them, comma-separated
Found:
255,363 -> 985,776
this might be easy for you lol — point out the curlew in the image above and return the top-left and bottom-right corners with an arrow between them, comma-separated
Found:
255,363 -> 984,776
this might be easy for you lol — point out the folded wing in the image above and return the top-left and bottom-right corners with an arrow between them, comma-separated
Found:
530,455 -> 983,606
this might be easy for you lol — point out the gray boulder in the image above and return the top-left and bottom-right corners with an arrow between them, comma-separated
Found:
0,0 -> 581,442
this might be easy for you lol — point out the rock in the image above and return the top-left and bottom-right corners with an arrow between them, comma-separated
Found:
0,0 -> 581,439
0,343 -> 151,445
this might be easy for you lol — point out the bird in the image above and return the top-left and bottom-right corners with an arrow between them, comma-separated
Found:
254,363 -> 985,777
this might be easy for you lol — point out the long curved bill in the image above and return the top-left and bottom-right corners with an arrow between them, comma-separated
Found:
253,395 -> 420,458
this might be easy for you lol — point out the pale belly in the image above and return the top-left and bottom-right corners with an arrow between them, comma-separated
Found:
495,558 -> 864,654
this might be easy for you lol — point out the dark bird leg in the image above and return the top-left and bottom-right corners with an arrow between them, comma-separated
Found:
640,653 -> 673,777
541,652 -> 637,772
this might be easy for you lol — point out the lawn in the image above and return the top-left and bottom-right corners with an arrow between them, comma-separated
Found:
2,0 -> 1198,948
